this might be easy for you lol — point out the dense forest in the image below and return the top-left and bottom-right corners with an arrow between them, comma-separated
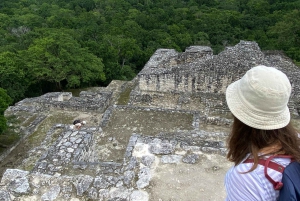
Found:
0,0 -> 299,134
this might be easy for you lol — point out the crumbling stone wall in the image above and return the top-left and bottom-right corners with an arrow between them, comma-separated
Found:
131,40 -> 300,115
7,91 -> 113,114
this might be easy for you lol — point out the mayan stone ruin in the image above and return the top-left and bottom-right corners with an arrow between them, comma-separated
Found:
0,40 -> 299,201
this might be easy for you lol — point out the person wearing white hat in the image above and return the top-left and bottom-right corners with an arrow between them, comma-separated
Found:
224,65 -> 300,200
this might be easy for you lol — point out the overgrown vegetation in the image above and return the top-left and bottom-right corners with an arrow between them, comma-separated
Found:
0,88 -> 12,136
0,115 -> 21,154
117,85 -> 135,105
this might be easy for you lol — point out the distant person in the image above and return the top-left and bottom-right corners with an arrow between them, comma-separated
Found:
72,119 -> 86,129
224,65 -> 300,200
73,119 -> 81,125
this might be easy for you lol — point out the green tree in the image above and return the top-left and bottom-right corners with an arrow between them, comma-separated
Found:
46,7 -> 76,28
0,51 -> 31,102
193,31 -> 211,46
100,34 -> 141,81
268,10 -> 300,61
0,88 -> 12,134
145,29 -> 180,50
12,13 -> 44,28
167,24 -> 192,50
246,0 -> 270,16
22,29 -> 105,89
70,0 -> 96,11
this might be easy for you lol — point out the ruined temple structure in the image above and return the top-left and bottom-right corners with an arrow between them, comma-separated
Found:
0,41 -> 299,201
131,40 -> 300,116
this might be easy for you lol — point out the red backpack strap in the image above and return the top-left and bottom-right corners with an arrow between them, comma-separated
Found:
244,155 -> 293,190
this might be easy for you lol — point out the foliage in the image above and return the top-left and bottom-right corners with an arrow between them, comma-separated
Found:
0,115 -> 20,151
0,0 -> 299,103
268,10 -> 300,60
0,51 -> 32,101
21,29 -> 105,89
0,88 -> 12,134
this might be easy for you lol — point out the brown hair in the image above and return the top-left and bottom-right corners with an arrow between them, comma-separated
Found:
227,116 -> 300,172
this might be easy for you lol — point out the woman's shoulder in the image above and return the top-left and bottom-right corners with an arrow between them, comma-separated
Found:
225,163 -> 268,200
226,162 -> 266,189
227,162 -> 263,179
270,156 -> 291,167
231,156 -> 291,177
225,156 -> 291,201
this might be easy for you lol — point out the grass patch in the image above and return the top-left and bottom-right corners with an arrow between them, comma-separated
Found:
106,109 -> 194,136
24,164 -> 35,171
22,114 -> 38,127
6,112 -> 29,124
0,133 -> 20,154
0,133 -> 20,144
117,86 -> 134,105
5,115 -> 21,125
27,112 -> 75,145
0,115 -> 22,154
101,109 -> 194,161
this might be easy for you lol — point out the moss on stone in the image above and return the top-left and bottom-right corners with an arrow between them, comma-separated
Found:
117,86 -> 134,105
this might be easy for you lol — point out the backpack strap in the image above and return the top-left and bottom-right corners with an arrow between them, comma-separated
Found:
244,155 -> 293,190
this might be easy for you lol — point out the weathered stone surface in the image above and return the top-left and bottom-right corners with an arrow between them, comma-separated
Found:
136,167 -> 151,189
69,198 -> 81,201
131,41 -> 300,116
87,187 -> 98,200
1,169 -> 29,186
182,153 -> 199,164
141,155 -> 155,167
99,189 -> 109,200
94,175 -> 111,189
109,187 -> 131,200
7,177 -> 30,194
0,190 -> 11,201
149,141 -> 175,155
161,155 -> 183,164
130,190 -> 149,201
41,185 -> 60,201
8,91 -> 112,113
123,171 -> 135,185
73,175 -> 94,196
126,157 -> 138,171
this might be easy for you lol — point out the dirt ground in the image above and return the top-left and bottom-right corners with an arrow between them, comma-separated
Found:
148,154 -> 232,201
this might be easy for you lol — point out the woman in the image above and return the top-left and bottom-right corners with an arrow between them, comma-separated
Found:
224,65 -> 300,200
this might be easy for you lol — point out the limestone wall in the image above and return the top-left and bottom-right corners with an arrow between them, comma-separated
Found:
6,91 -> 113,114
132,40 -> 300,115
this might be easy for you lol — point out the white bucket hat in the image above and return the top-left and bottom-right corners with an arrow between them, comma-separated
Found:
226,65 -> 291,130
